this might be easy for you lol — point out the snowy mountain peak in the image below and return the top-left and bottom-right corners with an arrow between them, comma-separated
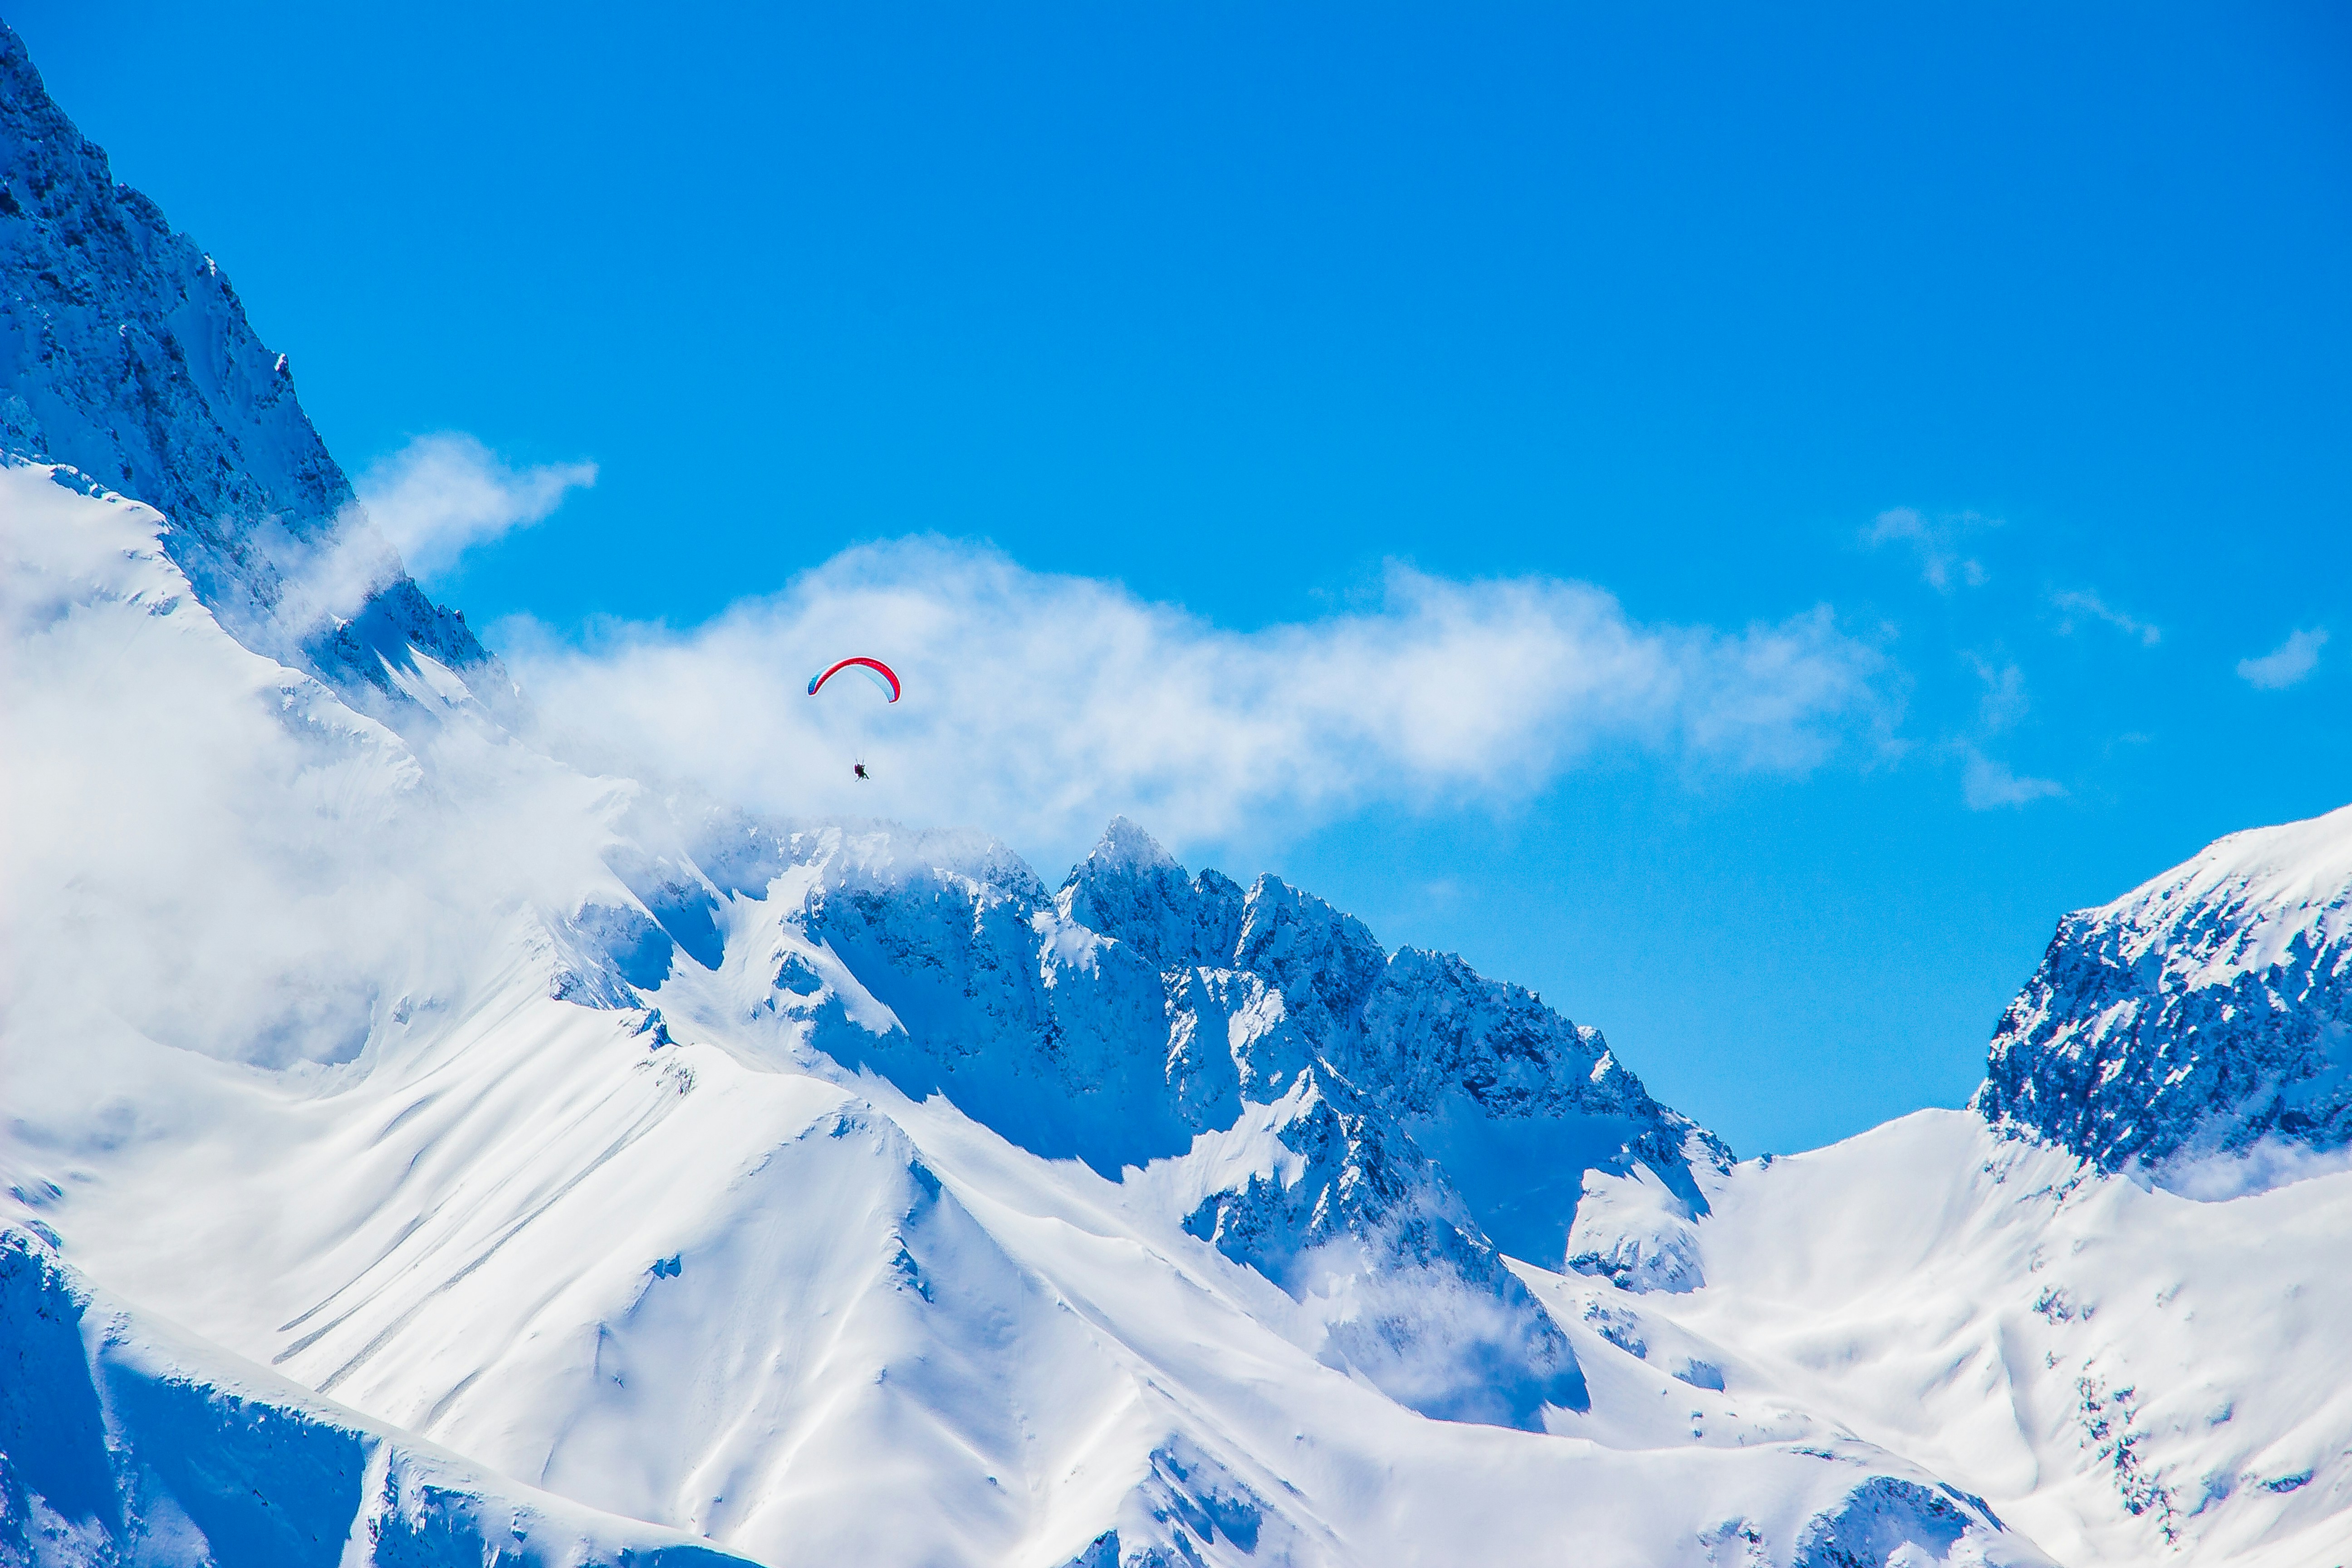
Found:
1087,814 -> 1183,872
1055,819 -> 1245,974
1977,802 -> 2352,1181
0,21 -> 499,715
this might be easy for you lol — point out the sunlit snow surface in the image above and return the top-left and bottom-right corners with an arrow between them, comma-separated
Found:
0,466 -> 2072,1566
1592,1112 -> 2352,1568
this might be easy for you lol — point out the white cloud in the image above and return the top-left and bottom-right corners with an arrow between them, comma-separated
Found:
254,435 -> 598,639
1960,747 -> 2065,811
355,433 -> 596,581
502,541 -> 1894,867
0,466 -> 615,1078
1962,652 -> 2029,734
1863,507 -> 1991,592
2050,589 -> 2160,647
2237,628 -> 2328,691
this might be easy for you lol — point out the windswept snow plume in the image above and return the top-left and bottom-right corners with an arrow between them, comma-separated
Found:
276,434 -> 596,632
504,541 -> 1890,861
356,432 -> 597,581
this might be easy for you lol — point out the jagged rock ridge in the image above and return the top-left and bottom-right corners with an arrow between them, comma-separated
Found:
667,812 -> 1731,1426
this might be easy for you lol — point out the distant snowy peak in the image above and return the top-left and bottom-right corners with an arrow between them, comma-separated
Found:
1979,801 -> 2352,1175
0,23 -> 497,713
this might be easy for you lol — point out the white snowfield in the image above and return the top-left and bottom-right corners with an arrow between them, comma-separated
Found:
1,464 -> 2344,1567
1601,1113 -> 2352,1568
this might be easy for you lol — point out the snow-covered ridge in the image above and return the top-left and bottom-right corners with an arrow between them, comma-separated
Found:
1978,804 -> 2352,1177
0,21 -> 497,713
612,807 -> 1729,1427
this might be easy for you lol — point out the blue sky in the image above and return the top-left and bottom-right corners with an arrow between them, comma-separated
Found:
19,2 -> 2351,1154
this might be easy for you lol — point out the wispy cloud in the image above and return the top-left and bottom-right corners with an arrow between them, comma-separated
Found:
2237,628 -> 2328,691
1960,747 -> 2065,810
503,541 -> 1896,865
1863,507 -> 1993,592
2050,588 -> 2160,647
1961,652 -> 2029,734
355,434 -> 597,582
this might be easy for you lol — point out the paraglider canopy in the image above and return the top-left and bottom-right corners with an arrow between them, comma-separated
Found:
807,657 -> 901,702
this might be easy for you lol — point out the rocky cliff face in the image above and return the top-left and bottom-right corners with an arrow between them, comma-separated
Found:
1977,803 -> 2352,1177
0,21 -> 497,713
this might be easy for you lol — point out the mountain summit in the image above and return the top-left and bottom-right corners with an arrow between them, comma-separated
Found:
1978,803 -> 2352,1179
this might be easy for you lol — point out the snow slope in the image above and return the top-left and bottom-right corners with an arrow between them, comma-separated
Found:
0,1232 -> 756,1568
1616,1111 -> 2352,1568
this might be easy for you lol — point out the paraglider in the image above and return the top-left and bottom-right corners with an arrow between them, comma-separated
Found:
806,657 -> 901,702
808,657 -> 899,781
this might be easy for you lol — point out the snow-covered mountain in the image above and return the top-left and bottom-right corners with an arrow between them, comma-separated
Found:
1977,807 -> 2352,1181
3,22 -> 2346,1568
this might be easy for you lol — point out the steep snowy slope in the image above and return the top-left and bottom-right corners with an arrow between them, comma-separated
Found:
1978,807 -> 2352,1180
0,1233 -> 755,1568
